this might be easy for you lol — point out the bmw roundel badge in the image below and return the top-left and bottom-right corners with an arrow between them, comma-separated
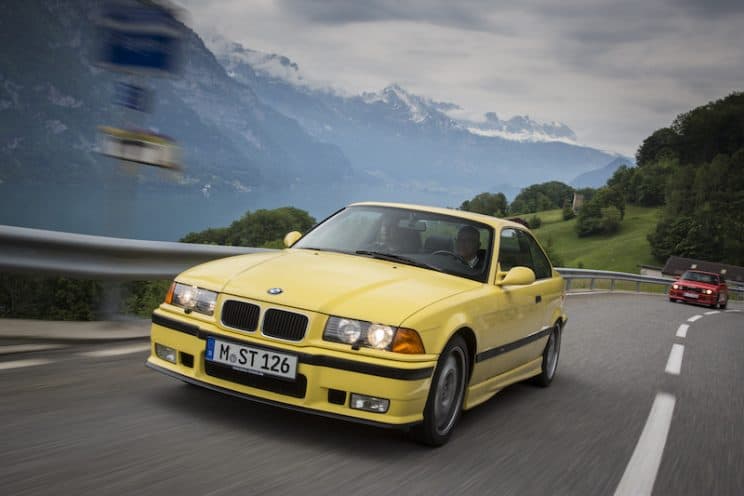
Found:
267,287 -> 283,295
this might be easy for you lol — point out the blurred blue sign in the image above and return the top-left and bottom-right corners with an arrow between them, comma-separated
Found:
114,82 -> 150,111
96,1 -> 184,76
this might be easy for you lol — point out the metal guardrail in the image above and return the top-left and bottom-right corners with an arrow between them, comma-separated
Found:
559,267 -> 744,300
1,225 -> 742,299
0,225 -> 269,280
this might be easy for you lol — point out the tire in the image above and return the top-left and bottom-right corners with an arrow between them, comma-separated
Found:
718,294 -> 728,310
411,335 -> 469,447
669,297 -> 675,302
532,323 -> 561,388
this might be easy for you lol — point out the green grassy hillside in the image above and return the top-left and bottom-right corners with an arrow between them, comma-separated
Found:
529,205 -> 663,273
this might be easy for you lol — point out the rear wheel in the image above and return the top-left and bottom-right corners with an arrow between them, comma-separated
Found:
411,335 -> 468,446
532,323 -> 561,387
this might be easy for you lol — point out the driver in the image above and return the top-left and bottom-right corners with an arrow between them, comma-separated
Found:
455,225 -> 482,269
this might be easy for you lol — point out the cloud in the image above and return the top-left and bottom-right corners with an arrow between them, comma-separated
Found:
176,0 -> 744,155
274,0 -> 508,32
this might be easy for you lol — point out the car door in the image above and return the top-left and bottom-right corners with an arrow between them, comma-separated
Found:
520,230 -> 563,332
476,228 -> 545,378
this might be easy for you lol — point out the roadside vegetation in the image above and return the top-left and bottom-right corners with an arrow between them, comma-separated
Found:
461,92 -> 744,270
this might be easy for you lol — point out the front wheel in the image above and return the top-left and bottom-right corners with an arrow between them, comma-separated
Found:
411,335 -> 469,446
532,324 -> 561,387
718,294 -> 728,309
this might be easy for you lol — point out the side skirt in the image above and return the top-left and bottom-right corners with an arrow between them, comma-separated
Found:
462,357 -> 543,410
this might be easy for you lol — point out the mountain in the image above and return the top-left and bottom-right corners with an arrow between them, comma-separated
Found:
571,157 -> 635,188
213,38 -> 624,194
0,3 -> 632,240
0,1 -> 359,191
0,0 -> 363,239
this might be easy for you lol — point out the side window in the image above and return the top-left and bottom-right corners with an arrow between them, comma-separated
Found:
520,231 -> 552,280
498,228 -> 531,272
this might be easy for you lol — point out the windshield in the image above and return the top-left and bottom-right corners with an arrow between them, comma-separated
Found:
294,206 -> 493,282
680,271 -> 718,284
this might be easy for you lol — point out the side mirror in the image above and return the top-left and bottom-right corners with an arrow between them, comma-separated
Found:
496,266 -> 536,287
283,231 -> 302,248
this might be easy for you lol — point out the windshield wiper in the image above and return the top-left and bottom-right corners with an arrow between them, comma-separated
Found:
297,246 -> 347,253
354,250 -> 443,272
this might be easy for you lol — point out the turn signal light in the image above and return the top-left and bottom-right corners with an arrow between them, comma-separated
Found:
392,328 -> 425,354
164,282 -> 176,304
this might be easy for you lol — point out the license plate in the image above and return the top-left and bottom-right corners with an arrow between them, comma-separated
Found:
205,337 -> 298,380
683,292 -> 698,299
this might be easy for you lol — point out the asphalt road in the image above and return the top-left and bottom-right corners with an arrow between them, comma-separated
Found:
0,294 -> 742,495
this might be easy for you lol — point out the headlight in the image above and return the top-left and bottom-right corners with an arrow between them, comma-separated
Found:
323,316 -> 424,353
337,318 -> 362,343
705,289 -> 713,295
367,324 -> 395,349
165,282 -> 218,316
672,284 -> 679,290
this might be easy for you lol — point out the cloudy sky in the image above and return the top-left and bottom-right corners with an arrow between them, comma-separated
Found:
178,0 -> 744,156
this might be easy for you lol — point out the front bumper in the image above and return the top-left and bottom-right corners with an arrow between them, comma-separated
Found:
669,289 -> 717,306
147,312 -> 435,428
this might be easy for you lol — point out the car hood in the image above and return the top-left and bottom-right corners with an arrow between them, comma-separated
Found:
677,280 -> 720,291
179,249 -> 478,325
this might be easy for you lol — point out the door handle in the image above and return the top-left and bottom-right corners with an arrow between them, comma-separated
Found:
535,295 -> 542,303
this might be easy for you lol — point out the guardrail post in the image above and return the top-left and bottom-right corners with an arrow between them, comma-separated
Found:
565,279 -> 572,291
590,278 -> 595,291
636,281 -> 641,292
610,279 -> 616,291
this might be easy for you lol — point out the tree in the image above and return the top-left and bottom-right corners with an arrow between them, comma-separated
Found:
600,206 -> 621,234
575,187 -> 625,237
594,186 -> 626,219
528,215 -> 542,229
636,127 -> 679,167
459,192 -> 508,217
562,200 -> 575,220
510,181 -> 574,214
182,207 -> 316,247
648,148 -> 744,264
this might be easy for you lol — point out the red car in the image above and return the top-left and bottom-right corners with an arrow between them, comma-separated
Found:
669,270 -> 728,309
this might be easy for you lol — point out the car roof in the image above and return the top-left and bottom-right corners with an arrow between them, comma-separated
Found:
349,201 -> 525,230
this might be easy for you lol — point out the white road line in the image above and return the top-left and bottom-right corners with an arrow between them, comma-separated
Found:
80,343 -> 151,358
0,358 -> 53,371
687,315 -> 702,322
704,310 -> 720,316
614,392 -> 676,496
0,344 -> 67,355
676,324 -> 689,339
665,344 -> 685,376
725,309 -> 741,313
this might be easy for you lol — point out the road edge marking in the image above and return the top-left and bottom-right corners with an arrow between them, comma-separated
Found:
687,315 -> 702,322
0,358 -> 53,371
80,343 -> 151,358
614,392 -> 676,496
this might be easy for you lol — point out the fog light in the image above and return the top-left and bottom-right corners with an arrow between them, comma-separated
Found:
350,393 -> 389,413
155,343 -> 177,363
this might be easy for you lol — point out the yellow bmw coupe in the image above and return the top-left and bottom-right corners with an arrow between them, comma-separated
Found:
147,202 -> 567,445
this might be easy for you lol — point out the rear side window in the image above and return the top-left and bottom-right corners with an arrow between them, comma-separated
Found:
498,228 -> 552,280
522,232 -> 552,280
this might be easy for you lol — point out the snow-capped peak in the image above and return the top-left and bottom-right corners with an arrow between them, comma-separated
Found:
464,112 -> 577,144
361,84 -> 438,123
204,34 -> 308,87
